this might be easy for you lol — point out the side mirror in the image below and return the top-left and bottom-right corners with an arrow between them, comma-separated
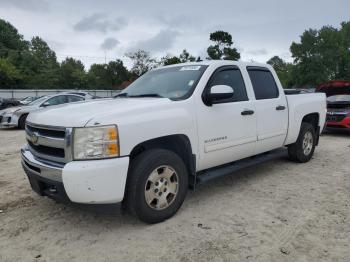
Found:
41,102 -> 50,107
204,85 -> 234,106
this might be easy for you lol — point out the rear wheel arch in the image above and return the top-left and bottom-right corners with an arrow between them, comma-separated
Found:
301,113 -> 320,144
301,113 -> 319,131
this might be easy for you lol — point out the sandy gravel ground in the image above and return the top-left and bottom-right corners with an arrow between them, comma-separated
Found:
0,129 -> 349,262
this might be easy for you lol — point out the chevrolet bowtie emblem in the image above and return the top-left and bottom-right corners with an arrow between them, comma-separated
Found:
31,132 -> 39,145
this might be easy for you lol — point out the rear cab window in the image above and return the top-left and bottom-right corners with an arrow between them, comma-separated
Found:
247,67 -> 279,100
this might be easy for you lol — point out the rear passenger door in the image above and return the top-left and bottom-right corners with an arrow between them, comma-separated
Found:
247,67 -> 288,154
196,66 -> 257,171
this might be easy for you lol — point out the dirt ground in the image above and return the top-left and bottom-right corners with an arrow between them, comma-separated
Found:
0,129 -> 349,262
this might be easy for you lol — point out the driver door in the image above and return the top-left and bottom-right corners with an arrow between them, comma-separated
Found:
196,66 -> 257,171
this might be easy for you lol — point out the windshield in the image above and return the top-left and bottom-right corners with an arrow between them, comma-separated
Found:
119,65 -> 207,100
327,95 -> 350,102
28,96 -> 49,106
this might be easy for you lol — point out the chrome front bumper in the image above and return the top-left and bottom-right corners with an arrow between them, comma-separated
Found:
21,147 -> 63,182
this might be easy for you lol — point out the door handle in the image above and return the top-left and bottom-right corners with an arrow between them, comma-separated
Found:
241,109 -> 255,116
276,105 -> 286,111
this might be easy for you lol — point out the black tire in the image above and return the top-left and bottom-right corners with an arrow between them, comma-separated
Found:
288,122 -> 316,163
125,149 -> 188,224
18,114 -> 28,129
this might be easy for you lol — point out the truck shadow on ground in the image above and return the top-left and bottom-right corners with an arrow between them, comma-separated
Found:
54,155 -> 292,226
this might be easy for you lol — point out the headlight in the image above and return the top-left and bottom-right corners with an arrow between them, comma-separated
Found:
73,125 -> 119,160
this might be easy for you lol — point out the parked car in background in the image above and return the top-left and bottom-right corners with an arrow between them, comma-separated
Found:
316,80 -> 350,130
20,96 -> 42,105
0,92 -> 91,129
0,97 -> 21,110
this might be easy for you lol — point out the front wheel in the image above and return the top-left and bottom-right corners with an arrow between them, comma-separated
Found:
18,114 -> 28,129
125,149 -> 188,224
288,122 -> 316,163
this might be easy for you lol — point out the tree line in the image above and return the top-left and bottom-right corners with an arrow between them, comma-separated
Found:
0,18 -> 349,90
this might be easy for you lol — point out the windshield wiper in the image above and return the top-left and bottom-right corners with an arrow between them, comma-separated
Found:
128,94 -> 164,98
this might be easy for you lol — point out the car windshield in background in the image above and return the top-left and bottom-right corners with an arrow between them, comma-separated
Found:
327,95 -> 350,103
118,65 -> 208,100
28,96 -> 49,106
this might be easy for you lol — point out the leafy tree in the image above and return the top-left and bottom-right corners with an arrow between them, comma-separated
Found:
59,57 -> 87,89
107,59 -> 130,88
0,18 -> 29,87
161,55 -> 181,66
88,59 -> 130,89
0,19 -> 28,57
290,22 -> 350,86
207,31 -> 240,60
126,50 -> 157,76
179,49 -> 196,62
23,37 -> 60,88
88,63 -> 109,89
161,49 -> 196,66
267,56 -> 294,88
0,58 -> 22,88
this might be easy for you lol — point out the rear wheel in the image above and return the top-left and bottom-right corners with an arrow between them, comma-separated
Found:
18,114 -> 28,129
288,122 -> 316,163
125,149 -> 188,224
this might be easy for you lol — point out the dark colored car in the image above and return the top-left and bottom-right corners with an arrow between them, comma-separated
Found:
316,81 -> 350,129
0,97 -> 20,110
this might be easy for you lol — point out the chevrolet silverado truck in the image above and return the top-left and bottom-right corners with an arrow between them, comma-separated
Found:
21,61 -> 326,223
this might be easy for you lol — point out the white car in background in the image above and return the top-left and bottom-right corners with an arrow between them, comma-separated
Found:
0,92 -> 93,129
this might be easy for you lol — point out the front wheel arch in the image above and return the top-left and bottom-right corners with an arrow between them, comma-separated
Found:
129,134 -> 196,178
18,114 -> 28,129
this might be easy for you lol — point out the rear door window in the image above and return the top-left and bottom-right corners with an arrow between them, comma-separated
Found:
67,95 -> 84,103
247,67 -> 279,100
44,95 -> 68,106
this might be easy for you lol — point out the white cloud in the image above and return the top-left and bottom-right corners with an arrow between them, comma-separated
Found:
0,0 -> 349,68
73,13 -> 127,33
130,29 -> 178,53
0,0 -> 49,12
101,37 -> 119,50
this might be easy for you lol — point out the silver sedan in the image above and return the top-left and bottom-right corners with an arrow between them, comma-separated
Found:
0,92 -> 92,129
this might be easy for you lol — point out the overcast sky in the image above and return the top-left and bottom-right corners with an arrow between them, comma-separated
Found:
0,0 -> 349,69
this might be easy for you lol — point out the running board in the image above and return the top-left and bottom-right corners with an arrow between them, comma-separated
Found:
194,148 -> 288,187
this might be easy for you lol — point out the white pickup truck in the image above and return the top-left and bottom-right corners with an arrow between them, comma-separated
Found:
21,61 -> 326,223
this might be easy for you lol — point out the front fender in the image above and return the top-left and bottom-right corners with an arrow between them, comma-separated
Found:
117,105 -> 197,156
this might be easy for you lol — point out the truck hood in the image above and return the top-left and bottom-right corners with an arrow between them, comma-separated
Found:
316,81 -> 350,97
27,98 -> 171,127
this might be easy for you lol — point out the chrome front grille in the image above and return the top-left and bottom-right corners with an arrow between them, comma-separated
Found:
25,122 -> 72,164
